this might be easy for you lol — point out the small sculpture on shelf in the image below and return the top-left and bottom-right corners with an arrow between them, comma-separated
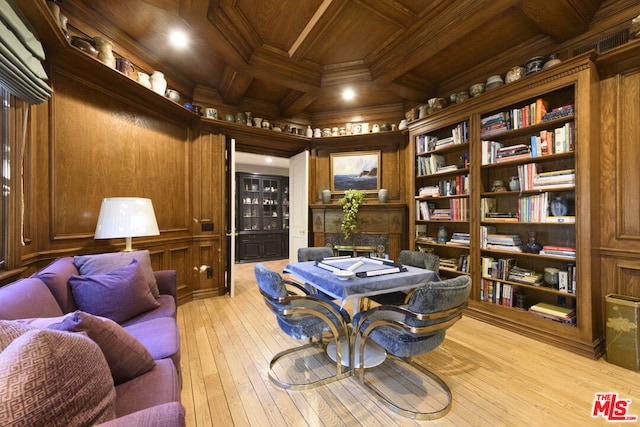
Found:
524,231 -> 543,254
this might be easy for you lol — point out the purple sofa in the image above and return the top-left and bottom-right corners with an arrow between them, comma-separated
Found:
0,253 -> 184,426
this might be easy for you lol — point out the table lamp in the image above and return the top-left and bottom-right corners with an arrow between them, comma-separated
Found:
94,197 -> 160,251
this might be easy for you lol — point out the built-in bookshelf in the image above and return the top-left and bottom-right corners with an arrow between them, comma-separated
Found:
413,119 -> 471,278
407,54 -> 601,358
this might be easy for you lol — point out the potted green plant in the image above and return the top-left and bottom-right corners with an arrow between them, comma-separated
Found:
338,189 -> 366,240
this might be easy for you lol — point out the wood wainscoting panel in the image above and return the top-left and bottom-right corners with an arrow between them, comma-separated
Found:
168,245 -> 192,303
48,69 -> 191,241
616,70 -> 640,239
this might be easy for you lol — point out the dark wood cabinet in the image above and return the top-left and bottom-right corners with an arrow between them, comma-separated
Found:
236,173 -> 289,262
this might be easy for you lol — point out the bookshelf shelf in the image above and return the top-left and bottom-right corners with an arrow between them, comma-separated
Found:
407,54 -> 601,358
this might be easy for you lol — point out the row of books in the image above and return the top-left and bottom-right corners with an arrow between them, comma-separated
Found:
481,279 -> 521,307
415,121 -> 469,154
516,163 -> 575,191
528,302 -> 576,325
479,99 -> 573,138
530,123 -> 575,157
509,98 -> 549,129
481,195 -> 575,224
518,192 -> 549,222
415,175 -> 470,198
481,122 -> 574,165
481,256 -> 516,280
440,254 -> 470,272
416,198 -> 469,221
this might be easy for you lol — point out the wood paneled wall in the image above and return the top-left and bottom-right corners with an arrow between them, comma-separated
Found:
597,58 -> 640,326
17,66 -> 227,303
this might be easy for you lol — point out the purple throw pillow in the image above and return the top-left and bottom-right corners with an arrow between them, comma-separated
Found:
74,250 -> 160,298
69,259 -> 159,324
48,311 -> 156,385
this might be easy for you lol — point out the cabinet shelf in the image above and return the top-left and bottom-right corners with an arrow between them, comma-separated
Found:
481,276 -> 576,298
417,167 -> 469,179
481,151 -> 574,168
481,115 -> 575,141
417,141 -> 470,156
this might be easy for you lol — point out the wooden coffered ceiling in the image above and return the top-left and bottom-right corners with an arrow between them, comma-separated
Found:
49,0 -> 637,120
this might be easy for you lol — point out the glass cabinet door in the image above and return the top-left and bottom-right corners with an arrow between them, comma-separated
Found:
262,178 -> 279,230
240,176 -> 260,231
282,180 -> 289,230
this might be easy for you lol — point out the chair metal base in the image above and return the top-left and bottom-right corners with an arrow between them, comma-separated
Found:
357,354 -> 452,420
268,336 -> 352,390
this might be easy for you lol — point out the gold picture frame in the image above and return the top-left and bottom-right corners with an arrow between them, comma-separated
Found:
330,151 -> 380,193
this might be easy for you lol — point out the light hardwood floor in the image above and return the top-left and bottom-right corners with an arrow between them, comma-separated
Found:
178,259 -> 640,426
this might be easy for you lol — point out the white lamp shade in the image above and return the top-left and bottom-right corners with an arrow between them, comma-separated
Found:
95,197 -> 160,240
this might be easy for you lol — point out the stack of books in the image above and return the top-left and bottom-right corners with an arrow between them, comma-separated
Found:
485,233 -> 523,252
496,144 -> 532,163
528,302 -> 576,325
542,104 -> 574,121
417,185 -> 440,197
447,232 -> 470,246
532,169 -> 575,190
431,208 -> 451,220
538,245 -> 576,258
480,112 -> 510,137
508,265 -> 543,285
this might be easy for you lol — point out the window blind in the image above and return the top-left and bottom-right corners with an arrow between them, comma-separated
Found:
0,0 -> 52,104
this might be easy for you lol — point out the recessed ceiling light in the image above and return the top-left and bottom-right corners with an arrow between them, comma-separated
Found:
169,29 -> 189,49
265,157 -> 273,163
342,88 -> 355,101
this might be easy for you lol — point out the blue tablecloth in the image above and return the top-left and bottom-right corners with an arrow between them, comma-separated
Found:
284,260 -> 438,301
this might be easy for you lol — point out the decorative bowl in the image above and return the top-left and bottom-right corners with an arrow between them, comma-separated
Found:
71,36 -> 98,58
524,56 -> 545,75
456,91 -> 469,103
334,270 -> 355,280
469,83 -> 485,97
505,66 -> 525,83
485,75 -> 504,91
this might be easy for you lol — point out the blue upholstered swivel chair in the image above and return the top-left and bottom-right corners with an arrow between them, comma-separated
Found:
353,274 -> 471,419
366,250 -> 440,307
255,263 -> 352,390
296,246 -> 335,298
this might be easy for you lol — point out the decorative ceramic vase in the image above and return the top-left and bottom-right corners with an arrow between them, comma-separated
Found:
378,189 -> 389,203
137,72 -> 151,89
253,117 -> 262,127
437,226 -> 448,243
165,89 -> 180,103
509,176 -> 520,191
94,37 -> 116,69
524,231 -> 542,254
235,112 -> 246,124
306,125 -> 313,137
245,112 -> 252,126
544,267 -> 560,288
321,189 -> 331,204
150,71 -> 167,95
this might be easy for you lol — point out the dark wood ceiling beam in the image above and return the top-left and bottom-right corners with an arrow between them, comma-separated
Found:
247,46 -> 322,93
288,0 -> 349,60
516,0 -> 602,42
278,90 -> 319,118
321,63 -> 371,87
218,65 -> 253,105
368,0 -> 520,84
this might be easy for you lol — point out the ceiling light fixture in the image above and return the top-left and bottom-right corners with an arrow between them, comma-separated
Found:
169,29 -> 189,49
265,157 -> 273,163
342,88 -> 355,101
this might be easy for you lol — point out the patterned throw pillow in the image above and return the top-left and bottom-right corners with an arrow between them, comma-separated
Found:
69,259 -> 160,324
74,250 -> 160,298
0,327 -> 116,426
